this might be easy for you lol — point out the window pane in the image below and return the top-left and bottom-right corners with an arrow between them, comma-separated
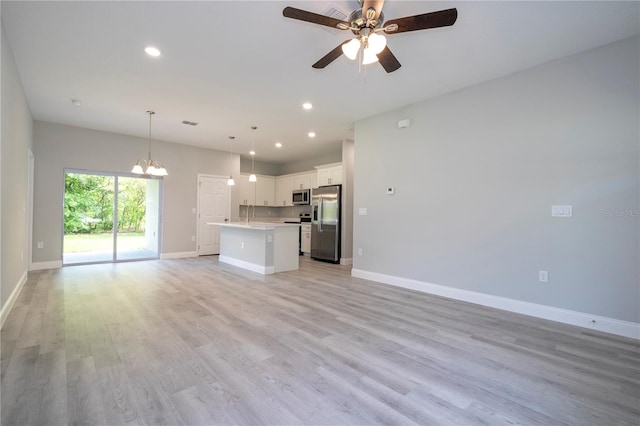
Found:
116,177 -> 160,260
63,172 -> 115,264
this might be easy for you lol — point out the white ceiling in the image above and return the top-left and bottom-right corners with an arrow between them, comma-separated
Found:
2,1 -> 638,164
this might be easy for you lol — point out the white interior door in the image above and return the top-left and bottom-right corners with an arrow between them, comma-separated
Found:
198,176 -> 228,255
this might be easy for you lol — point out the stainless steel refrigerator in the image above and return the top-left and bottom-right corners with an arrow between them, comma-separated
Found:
311,185 -> 341,263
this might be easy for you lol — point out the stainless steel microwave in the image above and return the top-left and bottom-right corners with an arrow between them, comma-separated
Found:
292,189 -> 310,205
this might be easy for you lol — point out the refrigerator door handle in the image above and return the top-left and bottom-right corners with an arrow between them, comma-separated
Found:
318,197 -> 323,232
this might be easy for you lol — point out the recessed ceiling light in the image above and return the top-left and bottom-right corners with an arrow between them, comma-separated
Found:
302,102 -> 313,110
249,150 -> 255,155
144,46 -> 161,57
308,132 -> 316,138
275,142 -> 283,148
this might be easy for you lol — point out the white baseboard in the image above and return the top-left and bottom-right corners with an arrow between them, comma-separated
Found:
219,255 -> 274,275
340,257 -> 353,266
161,251 -> 197,260
351,269 -> 639,340
1,270 -> 27,328
30,261 -> 62,271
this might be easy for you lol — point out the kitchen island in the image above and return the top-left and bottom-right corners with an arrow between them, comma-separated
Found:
213,222 -> 300,274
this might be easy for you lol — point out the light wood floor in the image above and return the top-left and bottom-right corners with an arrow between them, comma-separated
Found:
1,256 -> 638,425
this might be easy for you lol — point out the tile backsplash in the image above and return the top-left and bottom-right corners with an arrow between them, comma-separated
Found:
239,205 -> 311,219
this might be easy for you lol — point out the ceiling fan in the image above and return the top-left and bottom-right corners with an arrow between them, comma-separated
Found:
282,0 -> 457,73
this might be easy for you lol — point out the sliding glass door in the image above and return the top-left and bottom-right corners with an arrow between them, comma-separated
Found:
63,170 -> 162,265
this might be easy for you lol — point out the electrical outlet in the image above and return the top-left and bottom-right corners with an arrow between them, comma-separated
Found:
241,242 -> 245,248
37,241 -> 44,249
539,270 -> 548,282
358,248 -> 363,256
191,236 -> 195,242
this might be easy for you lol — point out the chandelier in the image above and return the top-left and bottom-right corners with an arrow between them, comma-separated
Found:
132,111 -> 167,176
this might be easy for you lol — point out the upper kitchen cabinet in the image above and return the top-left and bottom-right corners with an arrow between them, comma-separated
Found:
309,172 -> 318,190
275,176 -> 293,207
255,176 -> 275,206
316,163 -> 342,186
292,172 -> 311,191
238,174 -> 255,205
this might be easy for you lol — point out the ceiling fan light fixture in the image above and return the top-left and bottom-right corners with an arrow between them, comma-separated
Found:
362,46 -> 379,65
368,32 -> 387,54
342,38 -> 361,60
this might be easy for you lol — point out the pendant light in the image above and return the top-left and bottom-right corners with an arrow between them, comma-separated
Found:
249,126 -> 257,182
132,111 -> 168,176
227,136 -> 235,186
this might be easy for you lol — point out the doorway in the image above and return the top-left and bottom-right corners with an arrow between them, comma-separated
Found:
197,175 -> 229,255
63,170 -> 162,265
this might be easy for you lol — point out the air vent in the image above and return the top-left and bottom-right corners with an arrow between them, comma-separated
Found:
182,120 -> 198,126
320,6 -> 349,33
324,7 -> 348,21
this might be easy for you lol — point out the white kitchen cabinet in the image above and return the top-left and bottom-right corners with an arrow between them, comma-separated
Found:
255,176 -> 275,206
316,164 -> 342,186
275,176 -> 293,206
292,172 -> 312,190
309,172 -> 317,190
301,224 -> 311,254
237,174 -> 255,205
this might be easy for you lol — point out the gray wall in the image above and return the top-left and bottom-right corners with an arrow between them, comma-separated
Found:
353,36 -> 639,323
33,121 -> 240,262
341,140 -> 354,262
1,21 -> 33,309
240,158 -> 280,176
241,150 -> 343,177
278,150 -> 342,175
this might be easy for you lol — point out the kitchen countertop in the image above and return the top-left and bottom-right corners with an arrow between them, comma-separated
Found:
214,222 -> 300,230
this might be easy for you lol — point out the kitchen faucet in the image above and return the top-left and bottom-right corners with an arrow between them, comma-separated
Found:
245,204 -> 255,224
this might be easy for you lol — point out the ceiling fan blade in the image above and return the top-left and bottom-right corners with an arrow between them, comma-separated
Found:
377,46 -> 401,73
312,41 -> 349,69
384,8 -> 457,34
283,7 -> 350,29
362,0 -> 385,22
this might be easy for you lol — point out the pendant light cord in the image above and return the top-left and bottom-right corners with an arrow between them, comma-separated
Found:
147,110 -> 155,162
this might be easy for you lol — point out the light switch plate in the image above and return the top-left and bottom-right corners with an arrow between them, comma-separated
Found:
552,205 -> 573,217
386,187 -> 395,195
359,207 -> 368,215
